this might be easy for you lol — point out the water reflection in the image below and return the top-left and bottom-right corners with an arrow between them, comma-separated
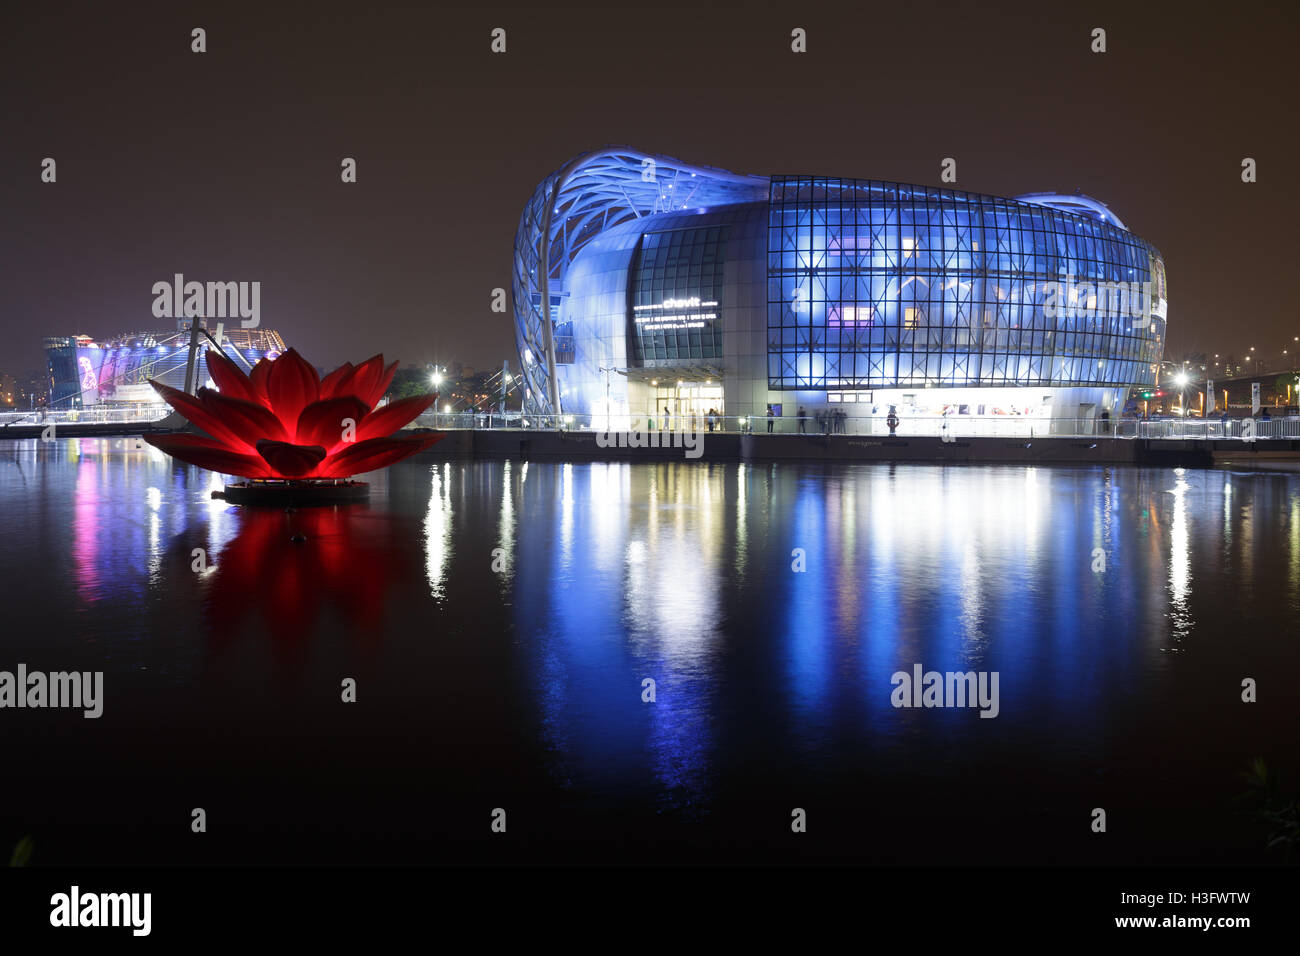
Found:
204,505 -> 416,643
1168,469 -> 1192,641
424,461 -> 453,599
499,461 -> 1300,811
4,438 -> 1300,838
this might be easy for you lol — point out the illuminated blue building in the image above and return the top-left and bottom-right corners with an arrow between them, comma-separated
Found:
512,147 -> 1166,429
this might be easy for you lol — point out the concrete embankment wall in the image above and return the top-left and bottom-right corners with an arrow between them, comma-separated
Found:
5,424 -> 1297,468
0,422 -> 173,440
423,429 -> 1300,467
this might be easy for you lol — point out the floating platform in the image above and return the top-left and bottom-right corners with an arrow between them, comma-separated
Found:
213,480 -> 370,506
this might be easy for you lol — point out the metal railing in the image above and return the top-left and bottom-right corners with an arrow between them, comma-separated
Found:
4,402 -> 1294,443
1129,417 -> 1300,440
0,403 -> 172,427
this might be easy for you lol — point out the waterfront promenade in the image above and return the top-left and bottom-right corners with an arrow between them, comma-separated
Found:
5,404 -> 1299,467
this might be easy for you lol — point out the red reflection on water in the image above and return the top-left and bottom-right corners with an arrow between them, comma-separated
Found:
205,504 -> 414,642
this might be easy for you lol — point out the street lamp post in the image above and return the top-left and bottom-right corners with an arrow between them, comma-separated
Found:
1173,369 -> 1190,418
598,366 -> 628,432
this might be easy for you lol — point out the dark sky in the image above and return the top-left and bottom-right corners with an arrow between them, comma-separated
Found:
2,0 -> 1296,376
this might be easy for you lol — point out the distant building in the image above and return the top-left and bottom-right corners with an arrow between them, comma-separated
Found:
45,323 -> 286,408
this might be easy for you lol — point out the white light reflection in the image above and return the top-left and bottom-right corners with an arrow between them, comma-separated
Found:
1169,469 -> 1191,640
958,535 -> 986,656
204,472 -> 238,558
1223,478 -> 1232,550
557,463 -> 574,569
1023,467 -> 1040,555
735,463 -> 748,577
496,459 -> 514,581
625,466 -> 722,668
424,462 -> 453,598
588,462 -> 627,570
623,465 -> 724,806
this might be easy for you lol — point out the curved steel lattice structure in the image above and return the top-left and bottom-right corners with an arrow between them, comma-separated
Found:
511,147 -> 768,414
1014,192 -> 1128,231
512,148 -> 1166,415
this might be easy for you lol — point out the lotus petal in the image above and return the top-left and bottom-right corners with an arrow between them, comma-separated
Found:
295,396 -> 370,450
144,434 -> 273,478
198,388 -> 290,445
255,439 -> 328,477
341,355 -> 386,410
364,360 -> 400,409
317,433 -> 443,478
248,358 -> 274,405
204,349 -> 262,405
265,348 -> 321,431
356,392 -> 438,442
318,362 -> 355,401
149,381 -> 253,451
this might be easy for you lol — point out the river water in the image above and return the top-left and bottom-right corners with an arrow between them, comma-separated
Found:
1,437 -> 1296,864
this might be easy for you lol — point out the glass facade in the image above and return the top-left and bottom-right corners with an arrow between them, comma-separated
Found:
513,150 -> 1166,420
767,177 -> 1166,390
629,225 -> 728,363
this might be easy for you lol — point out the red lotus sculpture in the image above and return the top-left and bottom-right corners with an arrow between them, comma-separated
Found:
144,349 -> 443,486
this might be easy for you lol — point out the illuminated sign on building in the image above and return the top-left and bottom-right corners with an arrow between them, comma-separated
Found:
632,297 -> 720,332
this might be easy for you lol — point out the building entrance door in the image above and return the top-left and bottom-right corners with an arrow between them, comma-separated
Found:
653,382 -> 724,428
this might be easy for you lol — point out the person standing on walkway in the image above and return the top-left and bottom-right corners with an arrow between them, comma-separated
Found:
766,404 -> 775,433
798,406 -> 807,433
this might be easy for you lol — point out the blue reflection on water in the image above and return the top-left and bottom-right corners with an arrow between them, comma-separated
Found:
499,460 -> 1300,813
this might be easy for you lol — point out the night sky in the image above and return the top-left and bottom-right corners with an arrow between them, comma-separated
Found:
2,0 -> 1296,376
